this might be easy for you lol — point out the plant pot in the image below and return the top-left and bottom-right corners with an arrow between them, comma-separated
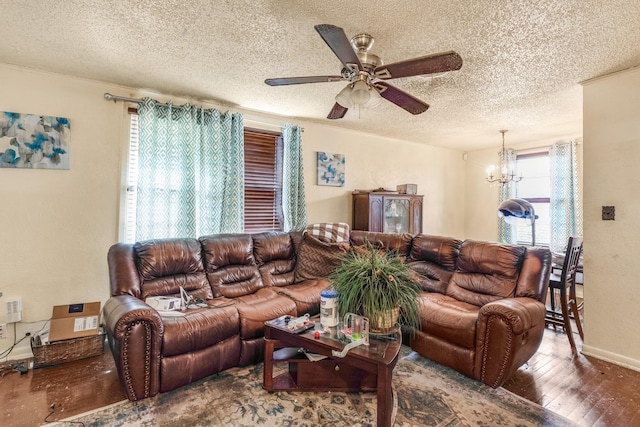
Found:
365,307 -> 399,334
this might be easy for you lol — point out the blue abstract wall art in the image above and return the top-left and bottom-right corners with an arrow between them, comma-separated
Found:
317,152 -> 345,187
0,111 -> 70,169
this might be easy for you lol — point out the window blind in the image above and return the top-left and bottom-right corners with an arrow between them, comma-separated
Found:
244,128 -> 283,233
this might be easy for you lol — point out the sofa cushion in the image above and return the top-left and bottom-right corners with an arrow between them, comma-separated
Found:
417,292 -> 479,349
409,234 -> 462,271
134,238 -> 212,300
234,288 -> 297,340
259,261 -> 296,287
294,233 -> 349,282
408,261 -> 454,294
274,279 -> 330,316
407,233 -> 462,294
253,232 -> 296,287
252,232 -> 295,264
447,240 -> 526,307
199,234 -> 264,298
350,230 -> 413,258
160,302 -> 239,357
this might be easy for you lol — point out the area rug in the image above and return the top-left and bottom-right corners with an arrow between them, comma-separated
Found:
51,348 -> 576,427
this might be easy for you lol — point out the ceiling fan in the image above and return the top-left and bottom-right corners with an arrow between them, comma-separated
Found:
265,24 -> 463,120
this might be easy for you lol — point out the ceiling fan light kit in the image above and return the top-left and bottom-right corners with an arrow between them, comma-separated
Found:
265,24 -> 463,120
335,84 -> 354,108
350,80 -> 371,104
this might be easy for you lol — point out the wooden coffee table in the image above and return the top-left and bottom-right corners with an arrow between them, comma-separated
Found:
263,316 -> 401,427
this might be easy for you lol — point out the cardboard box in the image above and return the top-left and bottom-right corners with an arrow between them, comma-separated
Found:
49,302 -> 101,342
396,184 -> 417,195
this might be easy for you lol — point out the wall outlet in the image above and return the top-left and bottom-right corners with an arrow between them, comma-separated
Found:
0,323 -> 7,339
6,298 -> 22,323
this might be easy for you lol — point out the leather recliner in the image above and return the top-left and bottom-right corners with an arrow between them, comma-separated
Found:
407,234 -> 551,387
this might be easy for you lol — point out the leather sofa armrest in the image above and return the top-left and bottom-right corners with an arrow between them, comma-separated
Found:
474,297 -> 546,387
103,295 -> 164,401
108,243 -> 142,297
478,297 -> 545,335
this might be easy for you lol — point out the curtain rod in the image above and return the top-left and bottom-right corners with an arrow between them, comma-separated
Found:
104,92 -> 226,108
244,118 -> 305,132
105,93 -> 304,131
516,139 -> 582,154
104,93 -> 144,104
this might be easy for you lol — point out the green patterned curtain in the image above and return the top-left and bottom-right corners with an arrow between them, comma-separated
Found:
136,98 -> 244,240
497,149 -> 518,243
549,141 -> 583,252
281,124 -> 307,231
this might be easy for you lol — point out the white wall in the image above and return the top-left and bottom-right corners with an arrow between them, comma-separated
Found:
0,65 -> 125,358
0,63 -> 465,359
294,122 -> 466,236
581,66 -> 640,369
464,146 -> 501,241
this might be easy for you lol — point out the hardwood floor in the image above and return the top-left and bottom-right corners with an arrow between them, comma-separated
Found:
1,327 -> 640,427
503,327 -> 640,426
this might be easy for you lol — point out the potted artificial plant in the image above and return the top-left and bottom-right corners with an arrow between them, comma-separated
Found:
329,244 -> 421,334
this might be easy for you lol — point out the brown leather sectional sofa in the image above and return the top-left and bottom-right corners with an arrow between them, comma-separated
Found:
104,229 -> 551,401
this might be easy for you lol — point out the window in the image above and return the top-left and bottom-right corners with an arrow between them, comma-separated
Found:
123,112 -> 139,243
243,128 -> 283,233
516,152 -> 550,246
123,115 -> 283,242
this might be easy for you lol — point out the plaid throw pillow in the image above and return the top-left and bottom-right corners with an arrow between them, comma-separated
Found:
305,222 -> 350,243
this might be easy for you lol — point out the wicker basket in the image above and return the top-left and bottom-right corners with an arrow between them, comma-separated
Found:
366,307 -> 400,334
31,333 -> 105,368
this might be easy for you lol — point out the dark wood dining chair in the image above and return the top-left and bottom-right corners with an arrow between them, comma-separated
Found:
545,236 -> 584,353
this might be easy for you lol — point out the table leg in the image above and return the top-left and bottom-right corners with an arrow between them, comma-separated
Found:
377,363 -> 393,427
263,338 -> 275,390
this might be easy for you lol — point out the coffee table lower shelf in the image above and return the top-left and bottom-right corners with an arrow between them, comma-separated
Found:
263,317 -> 400,427
266,347 -> 377,392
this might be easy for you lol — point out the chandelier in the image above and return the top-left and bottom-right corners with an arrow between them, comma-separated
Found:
486,129 -> 523,184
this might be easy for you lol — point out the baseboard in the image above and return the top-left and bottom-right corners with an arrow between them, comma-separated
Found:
581,344 -> 640,372
4,346 -> 33,362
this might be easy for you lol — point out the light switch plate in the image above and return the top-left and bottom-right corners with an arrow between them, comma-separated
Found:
602,206 -> 615,220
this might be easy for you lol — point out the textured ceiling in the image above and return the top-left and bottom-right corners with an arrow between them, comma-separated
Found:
1,0 -> 640,150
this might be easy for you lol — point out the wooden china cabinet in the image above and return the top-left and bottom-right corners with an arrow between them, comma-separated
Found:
352,191 -> 423,235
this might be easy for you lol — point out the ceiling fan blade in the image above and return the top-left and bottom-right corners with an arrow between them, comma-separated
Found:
314,24 -> 363,71
374,82 -> 429,115
327,103 -> 348,120
374,51 -> 463,80
265,76 -> 345,86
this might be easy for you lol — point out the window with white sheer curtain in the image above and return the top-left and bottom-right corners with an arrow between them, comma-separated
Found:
511,142 -> 582,251
516,152 -> 551,246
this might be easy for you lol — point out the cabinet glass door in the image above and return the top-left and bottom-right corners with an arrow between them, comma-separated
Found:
383,198 -> 409,233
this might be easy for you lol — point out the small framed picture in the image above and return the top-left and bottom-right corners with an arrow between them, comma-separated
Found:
317,152 -> 345,187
